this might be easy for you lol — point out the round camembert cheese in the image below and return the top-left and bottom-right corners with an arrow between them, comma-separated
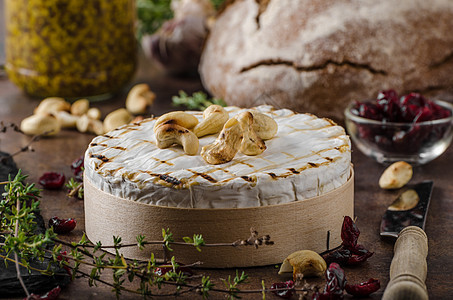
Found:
84,106 -> 351,208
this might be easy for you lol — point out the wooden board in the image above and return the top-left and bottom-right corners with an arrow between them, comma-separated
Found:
84,167 -> 354,268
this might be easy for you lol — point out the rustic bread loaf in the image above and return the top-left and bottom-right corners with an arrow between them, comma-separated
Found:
199,0 -> 453,121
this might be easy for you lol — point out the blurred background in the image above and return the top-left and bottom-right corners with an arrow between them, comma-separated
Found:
0,0 -> 5,68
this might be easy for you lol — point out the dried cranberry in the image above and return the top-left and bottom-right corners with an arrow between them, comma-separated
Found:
345,278 -> 380,297
313,263 -> 346,300
351,90 -> 452,155
71,156 -> 84,182
322,216 -> 373,266
377,89 -> 398,102
356,102 -> 383,120
377,89 -> 400,121
57,250 -> 71,275
39,172 -> 65,189
25,286 -> 61,300
325,263 -> 346,295
154,264 -> 193,277
341,216 -> 360,249
347,245 -> 374,266
322,246 -> 351,266
400,92 -> 426,107
270,280 -> 294,298
49,217 -> 76,234
323,245 -> 374,267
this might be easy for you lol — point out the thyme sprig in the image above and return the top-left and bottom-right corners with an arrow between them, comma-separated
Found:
65,178 -> 84,199
172,90 -> 227,110
0,122 -> 49,163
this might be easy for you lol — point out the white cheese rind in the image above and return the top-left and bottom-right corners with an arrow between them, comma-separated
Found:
84,106 -> 351,208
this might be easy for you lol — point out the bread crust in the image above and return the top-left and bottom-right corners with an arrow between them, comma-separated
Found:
200,0 -> 453,121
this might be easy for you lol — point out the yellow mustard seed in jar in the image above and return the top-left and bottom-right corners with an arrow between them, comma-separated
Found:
5,0 -> 137,99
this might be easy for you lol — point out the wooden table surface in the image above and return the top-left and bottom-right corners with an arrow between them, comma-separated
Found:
1,8 -> 453,300
1,63 -> 452,299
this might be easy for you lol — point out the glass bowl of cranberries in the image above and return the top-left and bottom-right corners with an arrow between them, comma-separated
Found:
344,90 -> 453,165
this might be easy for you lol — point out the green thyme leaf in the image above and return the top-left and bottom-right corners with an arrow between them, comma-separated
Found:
172,90 -> 226,110
136,0 -> 173,39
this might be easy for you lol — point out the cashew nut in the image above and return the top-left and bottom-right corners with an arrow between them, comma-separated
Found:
77,115 -> 105,135
103,108 -> 133,132
20,114 -> 61,136
236,112 -> 266,156
155,123 -> 199,155
379,161 -> 413,189
153,111 -> 198,132
201,117 -> 243,164
250,111 -> 278,140
126,83 -> 156,114
278,250 -> 327,280
193,105 -> 229,137
55,111 -> 79,128
34,97 -> 71,115
87,107 -> 102,120
70,99 -> 90,116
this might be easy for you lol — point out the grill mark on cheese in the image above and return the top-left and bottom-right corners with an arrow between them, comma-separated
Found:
90,154 -> 109,162
241,175 -> 256,183
282,152 -> 295,158
116,125 -> 141,133
288,168 -> 300,174
141,170 -> 183,186
250,147 -> 337,174
335,145 -> 350,153
223,160 -> 332,182
89,142 -> 120,149
268,172 -> 277,179
158,174 -> 182,185
233,160 -> 254,168
112,146 -> 127,151
151,157 -> 174,166
89,154 -> 111,170
187,169 -> 217,183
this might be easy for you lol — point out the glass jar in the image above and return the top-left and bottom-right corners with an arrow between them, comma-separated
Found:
5,0 -> 137,100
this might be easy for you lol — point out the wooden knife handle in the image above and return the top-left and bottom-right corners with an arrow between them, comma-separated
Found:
382,226 -> 429,300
